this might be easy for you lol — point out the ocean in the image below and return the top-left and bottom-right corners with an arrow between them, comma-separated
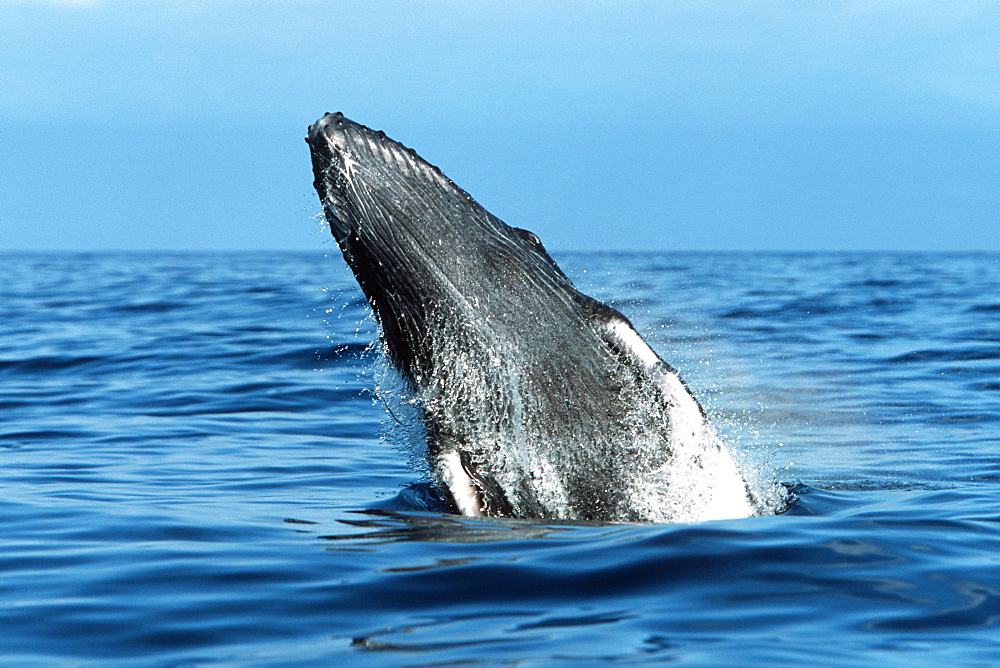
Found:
2,250 -> 999,664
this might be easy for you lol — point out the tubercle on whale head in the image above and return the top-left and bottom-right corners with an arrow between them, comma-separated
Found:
307,112 -> 415,246
306,113 -> 482,244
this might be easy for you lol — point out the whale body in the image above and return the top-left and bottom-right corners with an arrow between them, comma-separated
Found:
307,113 -> 756,522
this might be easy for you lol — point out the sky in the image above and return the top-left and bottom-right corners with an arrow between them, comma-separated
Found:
1,0 -> 997,251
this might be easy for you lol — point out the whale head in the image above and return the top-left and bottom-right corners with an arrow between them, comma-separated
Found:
307,113 -> 472,245
306,112 -> 574,383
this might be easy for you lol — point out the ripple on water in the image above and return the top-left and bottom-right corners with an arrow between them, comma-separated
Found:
0,251 -> 999,663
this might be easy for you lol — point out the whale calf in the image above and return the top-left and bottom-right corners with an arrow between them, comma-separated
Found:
307,113 -> 757,522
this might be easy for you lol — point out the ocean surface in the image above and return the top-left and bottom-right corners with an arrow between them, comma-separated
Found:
2,250 -> 999,664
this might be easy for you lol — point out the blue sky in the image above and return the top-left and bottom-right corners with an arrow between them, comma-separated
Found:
2,0 -> 997,251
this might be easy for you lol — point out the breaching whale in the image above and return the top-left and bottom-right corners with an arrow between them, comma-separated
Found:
307,113 -> 757,523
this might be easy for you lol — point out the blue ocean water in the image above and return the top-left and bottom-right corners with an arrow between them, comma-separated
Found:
2,250 -> 999,664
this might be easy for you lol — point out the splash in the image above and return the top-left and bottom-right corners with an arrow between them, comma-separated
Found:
369,304 -> 782,523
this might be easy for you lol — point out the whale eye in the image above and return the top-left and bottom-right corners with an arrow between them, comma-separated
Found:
510,227 -> 572,284
512,227 -> 542,250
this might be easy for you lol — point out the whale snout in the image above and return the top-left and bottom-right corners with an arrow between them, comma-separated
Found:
306,112 -> 348,151
306,112 -> 355,171
307,112 -> 357,243
307,112 -> 461,248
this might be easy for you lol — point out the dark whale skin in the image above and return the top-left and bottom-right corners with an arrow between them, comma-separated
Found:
307,113 -> 754,522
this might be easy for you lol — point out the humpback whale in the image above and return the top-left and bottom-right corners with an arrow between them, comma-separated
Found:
307,113 -> 757,523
